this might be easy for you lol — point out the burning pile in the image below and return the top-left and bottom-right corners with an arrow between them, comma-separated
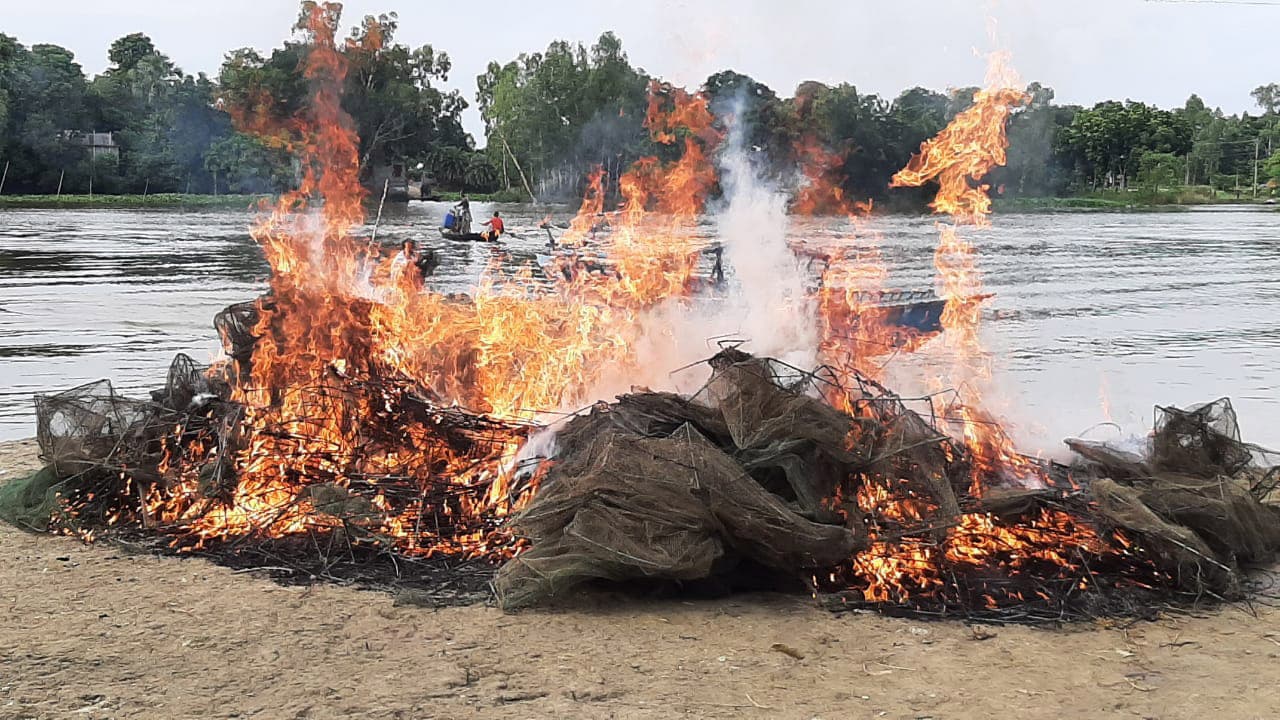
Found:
2,5 -> 1279,621
496,348 -> 1280,619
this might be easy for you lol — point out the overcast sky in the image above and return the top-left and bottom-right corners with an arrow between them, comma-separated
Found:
6,0 -> 1278,144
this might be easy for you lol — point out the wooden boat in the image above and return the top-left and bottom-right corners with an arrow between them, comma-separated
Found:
852,290 -> 948,334
532,252 -> 982,336
439,228 -> 497,243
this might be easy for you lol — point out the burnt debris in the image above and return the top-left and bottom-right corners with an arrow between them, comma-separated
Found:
2,305 -> 1279,622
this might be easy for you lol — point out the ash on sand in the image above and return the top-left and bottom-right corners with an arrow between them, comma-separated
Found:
2,334 -> 1280,620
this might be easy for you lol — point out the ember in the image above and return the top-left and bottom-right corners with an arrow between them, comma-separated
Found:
2,4 -> 1278,622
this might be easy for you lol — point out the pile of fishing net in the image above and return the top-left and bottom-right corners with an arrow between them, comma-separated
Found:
0,354 -> 232,534
0,297 -> 528,601
2,332 -> 1279,618
494,350 -> 870,608
1070,399 -> 1280,596
495,348 -> 1280,613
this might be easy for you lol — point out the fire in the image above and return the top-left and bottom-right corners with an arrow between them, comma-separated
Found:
135,4 -> 530,557
789,134 -> 908,397
44,5 -> 1167,619
558,165 -> 606,247
890,47 -> 1033,492
135,7 -> 730,560
808,46 -> 1121,609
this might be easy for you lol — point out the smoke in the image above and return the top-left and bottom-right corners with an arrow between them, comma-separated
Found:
710,91 -> 817,369
538,107 -> 647,202
574,90 -> 818,404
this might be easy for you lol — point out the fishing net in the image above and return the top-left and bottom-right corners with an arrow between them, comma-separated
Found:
0,357 -> 233,533
35,379 -> 156,479
214,300 -> 260,383
0,465 -> 64,531
493,386 -> 866,609
498,349 -> 1280,612
3,323 -> 1279,620
1150,399 -> 1254,478
1069,399 -> 1280,599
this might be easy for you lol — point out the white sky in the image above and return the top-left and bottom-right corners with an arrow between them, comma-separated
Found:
5,0 -> 1278,145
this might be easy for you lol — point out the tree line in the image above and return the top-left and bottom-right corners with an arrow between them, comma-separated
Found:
480,34 -> 1280,205
2,12 -> 1278,203
0,9 -> 490,197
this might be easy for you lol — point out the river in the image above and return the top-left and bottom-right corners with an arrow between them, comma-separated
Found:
1,202 -> 1277,450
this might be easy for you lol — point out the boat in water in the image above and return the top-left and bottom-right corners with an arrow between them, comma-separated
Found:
531,251 -> 975,336
438,228 -> 497,243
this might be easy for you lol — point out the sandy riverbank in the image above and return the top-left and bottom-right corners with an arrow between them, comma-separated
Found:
2,438 -> 1278,719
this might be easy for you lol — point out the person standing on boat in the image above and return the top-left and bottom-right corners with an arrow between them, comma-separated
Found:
482,211 -> 505,240
454,193 -> 472,234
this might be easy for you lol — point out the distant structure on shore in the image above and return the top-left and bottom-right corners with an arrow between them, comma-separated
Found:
367,161 -> 409,202
79,132 -> 120,162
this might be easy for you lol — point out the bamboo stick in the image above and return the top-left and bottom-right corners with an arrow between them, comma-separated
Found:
497,128 -> 536,203
371,178 -> 390,244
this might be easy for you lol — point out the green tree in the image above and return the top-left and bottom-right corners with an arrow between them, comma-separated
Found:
341,12 -> 468,170
994,83 -> 1076,197
1264,150 -> 1280,184
0,41 -> 92,192
1137,151 -> 1184,193
702,69 -> 794,163
86,33 -> 227,192
1252,84 -> 1280,116
217,9 -> 469,189
476,32 -> 649,197
203,132 -> 292,193
802,83 -> 902,200
107,33 -> 159,73
1059,100 -> 1192,189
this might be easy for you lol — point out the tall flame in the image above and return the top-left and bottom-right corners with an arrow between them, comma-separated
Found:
789,135 -> 905,399
144,11 -> 735,557
890,48 -> 1030,491
117,7 -> 1133,617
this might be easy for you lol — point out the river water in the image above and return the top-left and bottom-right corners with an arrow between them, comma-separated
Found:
1,202 -> 1277,451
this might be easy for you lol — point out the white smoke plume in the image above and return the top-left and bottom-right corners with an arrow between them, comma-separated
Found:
579,90 -> 818,405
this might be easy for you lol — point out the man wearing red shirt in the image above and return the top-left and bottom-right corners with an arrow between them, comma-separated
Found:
482,211 -> 505,240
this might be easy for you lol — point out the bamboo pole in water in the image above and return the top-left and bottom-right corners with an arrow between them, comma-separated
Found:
371,178 -> 390,244
57,170 -> 64,197
0,161 -> 8,195
497,128 -> 536,203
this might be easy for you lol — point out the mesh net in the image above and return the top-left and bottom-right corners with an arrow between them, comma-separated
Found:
35,378 -> 156,479
1072,399 -> 1280,596
499,350 -> 1280,613
0,465 -> 64,531
3,331 -> 1279,620
1151,399 -> 1253,477
494,394 -> 865,607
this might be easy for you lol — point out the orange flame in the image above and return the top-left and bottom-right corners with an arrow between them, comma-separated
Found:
890,48 -> 1030,491
144,19 -> 732,558
130,8 -> 1125,615
790,135 -> 912,393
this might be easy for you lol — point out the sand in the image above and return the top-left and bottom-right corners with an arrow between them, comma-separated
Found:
2,438 -> 1279,720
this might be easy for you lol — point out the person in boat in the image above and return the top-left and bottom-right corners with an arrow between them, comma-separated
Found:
710,245 -> 725,285
481,211 -> 505,240
390,239 -> 419,284
454,193 -> 473,234
416,247 -> 439,277
390,239 -> 437,286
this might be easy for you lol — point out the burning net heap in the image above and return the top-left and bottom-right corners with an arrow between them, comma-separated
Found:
3,4 -> 1279,621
